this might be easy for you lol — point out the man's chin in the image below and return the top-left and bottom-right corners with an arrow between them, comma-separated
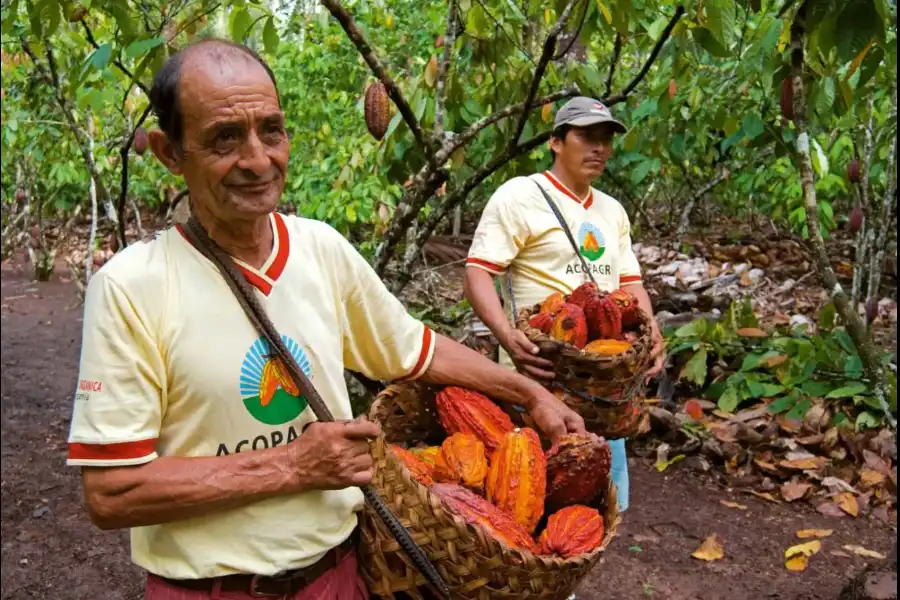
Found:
227,187 -> 283,216
582,164 -> 605,179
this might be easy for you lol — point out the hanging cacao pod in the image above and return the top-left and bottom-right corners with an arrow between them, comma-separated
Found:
847,205 -> 864,234
848,158 -> 861,184
364,81 -> 391,141
780,77 -> 794,122
865,297 -> 879,326
133,127 -> 149,155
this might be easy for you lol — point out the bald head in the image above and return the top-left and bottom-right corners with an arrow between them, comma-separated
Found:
149,38 -> 278,144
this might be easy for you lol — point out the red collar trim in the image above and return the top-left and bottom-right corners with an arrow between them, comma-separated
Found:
175,213 -> 290,296
542,171 -> 594,210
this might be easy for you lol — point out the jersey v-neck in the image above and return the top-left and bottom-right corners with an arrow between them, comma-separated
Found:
541,171 -> 594,210
175,212 -> 291,296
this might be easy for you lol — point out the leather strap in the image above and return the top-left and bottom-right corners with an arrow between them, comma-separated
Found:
179,215 -> 450,599
532,178 -> 598,286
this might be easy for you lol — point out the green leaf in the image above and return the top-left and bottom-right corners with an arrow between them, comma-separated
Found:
856,411 -> 881,430
826,382 -> 868,398
706,0 -> 736,49
683,348 -> 709,386
818,303 -> 837,330
718,387 -> 740,413
768,395 -> 796,414
858,46 -> 885,87
801,380 -> 832,397
835,0 -> 883,65
232,8 -> 253,40
845,356 -> 863,379
90,43 -> 113,70
630,160 -> 655,185
742,114 -> 765,141
647,16 -> 669,41
632,98 -> 659,122
263,16 -> 279,55
124,37 -> 165,59
675,318 -> 708,339
693,28 -> 730,57
834,329 -> 857,355
786,398 -> 813,421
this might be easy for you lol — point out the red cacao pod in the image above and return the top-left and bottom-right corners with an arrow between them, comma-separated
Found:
537,505 -> 606,558
550,303 -> 589,349
432,483 -> 539,553
441,433 -> 488,492
780,77 -> 794,122
848,159 -> 861,184
364,81 -> 391,141
545,433 -> 611,511
15,189 -> 26,202
528,311 -> 554,334
486,427 -> 547,534
435,386 -> 514,456
133,127 -> 149,155
390,444 -> 435,486
847,205 -> 864,234
568,281 -> 600,310
609,288 -> 641,328
540,291 -> 566,314
586,296 -> 623,340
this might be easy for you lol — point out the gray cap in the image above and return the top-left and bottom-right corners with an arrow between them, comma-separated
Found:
554,96 -> 627,134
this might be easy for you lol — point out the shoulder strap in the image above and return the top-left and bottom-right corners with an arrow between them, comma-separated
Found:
532,178 -> 597,285
179,215 -> 450,599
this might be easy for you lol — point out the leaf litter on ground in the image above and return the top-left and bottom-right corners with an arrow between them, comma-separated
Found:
784,540 -> 822,572
692,535 -> 725,562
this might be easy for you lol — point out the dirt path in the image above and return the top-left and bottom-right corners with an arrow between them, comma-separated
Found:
1,267 -> 895,600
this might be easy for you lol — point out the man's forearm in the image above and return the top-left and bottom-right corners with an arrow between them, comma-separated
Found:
420,333 -> 542,410
624,282 -> 656,321
463,267 -> 513,341
82,445 -> 294,530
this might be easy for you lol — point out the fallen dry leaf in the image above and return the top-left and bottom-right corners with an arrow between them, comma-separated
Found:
843,545 -> 886,560
737,327 -> 768,338
720,500 -> 748,510
863,450 -> 892,476
684,399 -> 705,421
781,482 -> 812,502
817,502 -> 848,518
836,492 -> 860,517
780,457 -> 827,471
859,469 -> 887,488
692,535 -> 725,561
796,529 -> 833,539
749,490 -> 781,503
755,459 -> 783,475
830,550 -> 852,558
785,540 -> 822,572
764,355 -> 789,368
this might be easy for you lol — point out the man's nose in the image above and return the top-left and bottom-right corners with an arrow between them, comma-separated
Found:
236,131 -> 271,176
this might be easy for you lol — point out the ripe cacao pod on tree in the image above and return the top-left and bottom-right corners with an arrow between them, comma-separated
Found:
550,303 -> 589,349
847,204 -> 864,234
780,77 -> 794,122
133,127 -> 149,155
441,433 -> 488,491
15,189 -> 26,202
545,433 -> 611,510
390,444 -> 435,486
486,427 -> 547,534
848,158 -> 861,184
432,483 -> 539,553
364,81 -> 391,141
435,386 -> 514,456
538,505 -> 606,558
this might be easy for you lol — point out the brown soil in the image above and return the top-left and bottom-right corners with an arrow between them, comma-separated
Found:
1,263 -> 895,600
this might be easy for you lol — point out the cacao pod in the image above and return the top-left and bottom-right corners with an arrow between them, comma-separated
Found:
847,205 -> 864,233
528,311 -> 554,334
848,159 -> 861,184
780,77 -> 794,122
364,81 -> 391,141
14,189 -> 26,202
537,505 -> 605,558
609,288 -> 641,328
390,444 -> 435,486
540,291 -> 566,314
441,433 -> 488,491
133,127 -> 149,155
586,296 -> 623,340
865,297 -> 879,325
486,427 -> 547,534
568,281 -> 600,310
435,386 -> 514,456
583,339 -> 632,356
410,446 -> 456,482
550,303 -> 589,349
432,483 -> 538,553
545,433 -> 611,510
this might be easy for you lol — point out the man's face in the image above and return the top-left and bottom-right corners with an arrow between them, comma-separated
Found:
172,53 -> 289,222
550,123 -> 617,180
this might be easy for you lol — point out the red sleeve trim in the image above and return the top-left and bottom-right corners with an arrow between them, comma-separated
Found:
465,257 -> 505,274
68,438 -> 158,462
398,327 -> 434,381
620,275 -> 642,285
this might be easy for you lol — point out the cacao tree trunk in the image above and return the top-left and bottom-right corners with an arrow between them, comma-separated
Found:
866,87 -> 898,302
851,94 -> 876,309
790,10 -> 896,429
85,122 -> 99,288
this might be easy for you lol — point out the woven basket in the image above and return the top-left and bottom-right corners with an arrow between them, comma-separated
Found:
359,380 -> 621,600
514,296 -> 653,440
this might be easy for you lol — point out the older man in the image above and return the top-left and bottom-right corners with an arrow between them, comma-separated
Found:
66,39 -> 585,599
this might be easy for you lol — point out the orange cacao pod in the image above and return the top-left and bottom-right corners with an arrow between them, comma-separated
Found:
389,445 -> 435,486
545,433 -> 611,510
410,446 -> 456,482
550,303 -> 589,349
432,483 -> 538,553
540,291 -> 566,314
435,386 -> 514,456
441,433 -> 488,491
568,282 -> 600,310
609,288 -> 641,328
538,505 -> 605,558
583,339 -> 632,356
528,311 -> 554,334
486,428 -> 547,534
364,81 -> 391,141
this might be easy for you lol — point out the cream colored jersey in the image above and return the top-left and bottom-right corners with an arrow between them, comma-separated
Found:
66,212 -> 435,580
467,171 -> 642,367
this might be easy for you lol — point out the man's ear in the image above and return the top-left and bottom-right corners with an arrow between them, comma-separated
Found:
548,135 -> 564,156
148,129 -> 184,175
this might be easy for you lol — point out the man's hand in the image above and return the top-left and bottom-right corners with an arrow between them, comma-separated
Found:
499,329 -> 556,381
286,419 -> 382,491
645,319 -> 665,383
520,384 -> 586,444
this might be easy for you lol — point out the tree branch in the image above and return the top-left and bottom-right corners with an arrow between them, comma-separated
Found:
79,21 -> 150,95
790,9 -> 895,430
867,85 -> 898,302
552,0 -> 589,61
116,103 -> 154,248
391,131 -> 553,293
433,0 -> 459,137
319,0 -> 431,156
605,33 -> 623,98
510,0 -> 582,147
604,5 -> 685,106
